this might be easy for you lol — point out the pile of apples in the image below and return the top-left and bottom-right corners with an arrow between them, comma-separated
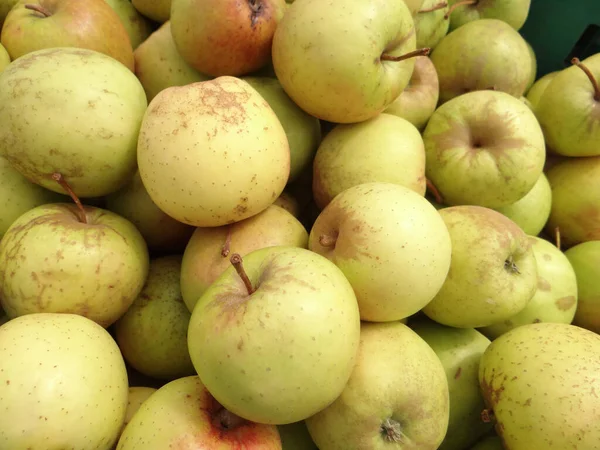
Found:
0,0 -> 599,449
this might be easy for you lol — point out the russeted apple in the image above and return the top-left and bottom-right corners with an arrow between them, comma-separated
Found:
445,0 -> 531,31
131,0 -> 171,23
104,0 -> 154,50
137,76 -> 290,228
565,241 -> 600,334
187,246 -> 361,425
309,182 -> 452,322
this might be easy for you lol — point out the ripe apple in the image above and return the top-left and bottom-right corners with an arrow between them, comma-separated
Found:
565,241 -> 600,334
0,47 -> 148,198
525,70 -> 558,111
180,204 -> 308,312
305,321 -> 450,449
445,0 -> 531,31
187,246 -> 361,425
272,0 -> 421,123
415,0 -> 450,49
170,0 -> 286,76
422,205 -> 537,328
104,0 -> 154,49
0,42 -> 9,72
137,76 -> 290,227
312,114 -> 426,210
309,182 -> 452,322
0,313 -> 129,449
1,0 -> 134,71
131,0 -> 171,23
117,376 -> 282,449
422,90 -> 545,208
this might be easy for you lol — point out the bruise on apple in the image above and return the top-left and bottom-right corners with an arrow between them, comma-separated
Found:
555,296 -> 576,311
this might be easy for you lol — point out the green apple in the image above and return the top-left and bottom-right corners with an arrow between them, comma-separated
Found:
122,387 -> 157,431
0,313 -> 129,449
180,204 -> 308,312
470,435 -> 504,450
430,19 -> 532,104
104,0 -> 154,49
309,182 -> 452,322
422,90 -> 545,208
423,205 -> 537,328
565,241 -> 600,334
305,321 -> 450,450
312,114 -> 426,210
0,47 -> 148,198
137,76 -> 290,227
493,173 -> 552,236
535,54 -> 600,157
187,246 -> 361,425
545,156 -> 600,247
1,0 -> 135,71
170,0 -> 286,76
415,0 -> 449,49
278,421 -> 318,450
272,0 -> 419,123
131,0 -> 171,23
479,323 -> 600,449
446,0 -> 531,31
0,42 -> 9,72
525,70 -> 558,111
479,236 -> 578,339
410,318 -> 493,450
384,55 -> 440,130
0,0 -> 19,28
117,376 -> 281,449
402,0 -> 425,15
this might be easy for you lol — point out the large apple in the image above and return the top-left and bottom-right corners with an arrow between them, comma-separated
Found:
272,0 -> 422,123
445,0 -> 531,31
104,0 -> 154,50
305,321 -> 450,449
422,205 -> 537,328
422,90 -> 545,208
565,241 -> 600,334
309,182 -> 452,322
137,76 -> 290,227
1,0 -> 134,71
187,246 -> 361,425
0,47 -> 148,198
117,376 -> 282,449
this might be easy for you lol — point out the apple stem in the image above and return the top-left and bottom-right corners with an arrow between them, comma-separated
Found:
24,3 -> 52,17
426,178 -> 444,205
230,253 -> 255,295
419,1 -> 448,13
381,48 -> 431,62
381,418 -> 403,443
319,234 -> 337,248
554,226 -> 561,251
444,0 -> 478,19
504,256 -> 520,274
571,57 -> 600,101
221,227 -> 233,257
51,173 -> 87,224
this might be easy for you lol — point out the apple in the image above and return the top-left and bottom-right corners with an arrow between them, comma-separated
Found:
525,41 -> 537,91
445,0 -> 531,31
0,0 -> 19,28
117,376 -> 282,449
131,0 -> 171,23
309,182 -> 452,322
170,0 -> 286,77
312,114 -> 426,210
1,0 -> 135,71
0,313 -> 129,449
137,76 -> 290,227
278,421 -> 318,450
104,0 -> 154,50
134,21 -> 211,102
123,387 -> 157,429
565,241 -> 600,334
430,19 -> 532,104
0,42 -> 9,72
305,321 -> 450,449
402,0 -> 425,15
414,0 -> 450,50
180,204 -> 308,312
422,205 -> 537,328
273,191 -> 301,218
525,70 -> 558,111
384,55 -> 440,130
187,246 -> 361,425
0,47 -> 148,198
272,0 -> 421,124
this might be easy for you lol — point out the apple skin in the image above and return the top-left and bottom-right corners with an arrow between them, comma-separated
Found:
187,246 -> 361,425
170,0 -> 286,77
0,42 -> 9,72
0,313 -> 129,450
525,41 -> 537,91
132,0 -> 171,23
180,204 -> 308,312
402,0 -> 424,15
272,0 -> 417,124
117,376 -> 282,449
104,0 -> 154,50
305,321 -> 450,450
415,0 -> 449,50
312,114 -> 426,210
309,182 -> 452,322
122,387 -> 157,430
273,191 -> 301,218
525,71 -> 558,111
0,203 -> 150,328
479,236 -> 578,340
565,241 -> 600,334
446,0 -> 531,31
422,90 -> 545,208
422,205 -> 537,328
1,0 -> 135,71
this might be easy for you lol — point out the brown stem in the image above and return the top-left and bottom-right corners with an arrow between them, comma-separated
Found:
230,253 -> 255,295
444,0 -> 478,19
571,57 -> 600,101
419,1 -> 448,13
221,226 -> 232,257
555,226 -> 561,251
426,178 -> 444,205
51,173 -> 87,224
381,47 -> 431,62
319,234 -> 337,248
24,3 -> 52,17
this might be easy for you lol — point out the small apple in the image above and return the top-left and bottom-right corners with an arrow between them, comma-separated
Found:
131,0 -> 171,23
525,70 -> 558,111
104,0 -> 154,50
445,0 -> 531,31
565,241 -> 600,334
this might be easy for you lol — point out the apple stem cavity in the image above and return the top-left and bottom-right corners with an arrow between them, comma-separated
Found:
481,408 -> 496,424
319,234 -> 338,248
51,173 -> 87,224
24,3 -> 52,17
571,57 -> 600,101
214,407 -> 247,431
444,0 -> 478,19
381,48 -> 431,62
221,227 -> 233,257
381,418 -> 404,443
426,178 -> 444,204
504,256 -> 520,274
230,253 -> 255,295
419,2 -> 448,13
248,0 -> 262,26
555,226 -> 562,251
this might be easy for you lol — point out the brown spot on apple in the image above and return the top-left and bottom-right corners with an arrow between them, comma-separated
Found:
555,296 -> 576,311
537,278 -> 551,291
